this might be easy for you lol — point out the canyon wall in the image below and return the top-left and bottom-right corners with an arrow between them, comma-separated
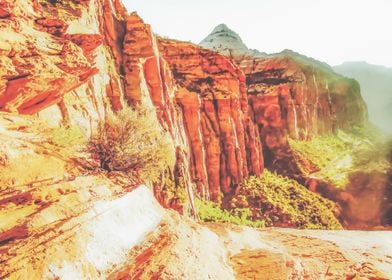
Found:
201,25 -> 368,175
0,0 -> 265,202
0,0 -> 367,204
157,38 -> 263,200
243,51 -> 367,174
1,1 -> 389,279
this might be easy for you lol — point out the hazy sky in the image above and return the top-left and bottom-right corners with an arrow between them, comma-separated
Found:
125,0 -> 392,67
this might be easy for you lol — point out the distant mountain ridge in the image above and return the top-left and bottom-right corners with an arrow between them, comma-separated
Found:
334,61 -> 392,134
200,24 -> 344,77
200,23 -> 367,175
200,24 -> 391,135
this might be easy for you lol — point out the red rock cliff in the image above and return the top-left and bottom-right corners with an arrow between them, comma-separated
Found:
158,39 -> 263,200
0,2 -> 367,205
122,13 -> 195,210
243,51 -> 367,173
122,14 -> 263,201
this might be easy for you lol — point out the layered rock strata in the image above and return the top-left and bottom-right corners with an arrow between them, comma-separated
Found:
0,1 -> 368,203
122,14 -> 263,200
158,38 -> 263,200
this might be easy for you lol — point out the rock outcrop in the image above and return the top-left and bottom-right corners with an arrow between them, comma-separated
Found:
0,0 -> 129,133
0,113 -> 146,278
109,219 -> 392,280
0,0 -> 101,115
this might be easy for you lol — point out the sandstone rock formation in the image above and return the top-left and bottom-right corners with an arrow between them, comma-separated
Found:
120,13 -> 265,200
0,0 -> 368,203
0,1 -> 100,115
158,38 -> 263,200
0,0 -> 130,136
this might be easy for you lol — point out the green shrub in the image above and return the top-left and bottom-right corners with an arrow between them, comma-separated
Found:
195,198 -> 265,228
230,170 -> 343,229
288,133 -> 348,171
164,176 -> 187,204
88,107 -> 175,183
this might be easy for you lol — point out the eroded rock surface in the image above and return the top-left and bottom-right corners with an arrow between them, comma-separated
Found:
0,0 -> 129,134
109,220 -> 392,280
158,38 -> 263,200
0,2 -> 99,114
122,14 -> 263,201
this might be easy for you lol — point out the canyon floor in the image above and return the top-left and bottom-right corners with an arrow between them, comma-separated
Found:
110,217 -> 392,279
105,195 -> 392,280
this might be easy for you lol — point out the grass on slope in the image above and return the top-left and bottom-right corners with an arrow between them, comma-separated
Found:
197,170 -> 342,230
230,171 -> 342,229
196,198 -> 266,228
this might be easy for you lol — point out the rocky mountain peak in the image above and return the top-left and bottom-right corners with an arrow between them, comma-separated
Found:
200,23 -> 249,56
200,23 -> 264,60
209,23 -> 242,42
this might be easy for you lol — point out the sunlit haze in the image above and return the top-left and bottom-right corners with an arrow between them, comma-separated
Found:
126,0 -> 392,67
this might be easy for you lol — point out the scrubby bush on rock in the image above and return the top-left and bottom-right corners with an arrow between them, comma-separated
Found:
88,107 -> 175,183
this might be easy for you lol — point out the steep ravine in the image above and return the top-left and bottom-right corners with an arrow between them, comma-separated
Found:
200,24 -> 367,177
1,0 -> 391,278
199,24 -> 392,229
1,0 -> 368,202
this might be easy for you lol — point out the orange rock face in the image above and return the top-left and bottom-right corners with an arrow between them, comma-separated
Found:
0,2 -> 11,19
158,39 -> 263,200
0,0 -> 368,206
122,13 -> 196,210
239,51 -> 368,173
66,34 -> 104,61
0,0 -> 102,114
122,14 -> 263,200
98,0 -> 127,111
34,17 -> 69,37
